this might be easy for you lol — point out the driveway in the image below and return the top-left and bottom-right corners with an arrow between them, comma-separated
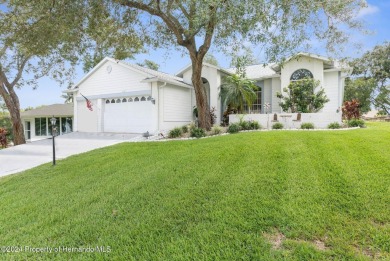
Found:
0,132 -> 141,177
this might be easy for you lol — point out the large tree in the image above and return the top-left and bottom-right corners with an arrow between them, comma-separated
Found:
0,0 -> 142,145
116,0 -> 365,129
349,42 -> 390,114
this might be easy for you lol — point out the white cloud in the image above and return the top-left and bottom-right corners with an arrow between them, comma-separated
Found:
357,3 -> 380,18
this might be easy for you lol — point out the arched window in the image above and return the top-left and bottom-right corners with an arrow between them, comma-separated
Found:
290,69 -> 313,81
147,96 -> 152,101
111,99 -> 115,103
141,96 -> 146,101
134,97 -> 139,102
116,99 -> 121,103
122,98 -> 127,103
128,97 -> 133,102
105,100 -> 110,104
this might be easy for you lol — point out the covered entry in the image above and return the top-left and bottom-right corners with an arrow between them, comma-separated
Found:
103,96 -> 154,133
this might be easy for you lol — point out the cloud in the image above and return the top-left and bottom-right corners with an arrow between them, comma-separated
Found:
357,4 -> 379,18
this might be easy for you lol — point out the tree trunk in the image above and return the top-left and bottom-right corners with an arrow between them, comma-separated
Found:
190,58 -> 211,130
0,84 -> 25,145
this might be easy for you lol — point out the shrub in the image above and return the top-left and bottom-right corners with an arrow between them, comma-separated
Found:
342,99 -> 360,120
348,119 -> 365,127
168,127 -> 182,138
301,122 -> 315,129
211,126 -> 222,135
239,120 -> 251,130
181,125 -> 189,133
272,122 -> 284,129
328,122 -> 341,129
228,123 -> 241,133
190,127 -> 206,138
249,121 -> 261,130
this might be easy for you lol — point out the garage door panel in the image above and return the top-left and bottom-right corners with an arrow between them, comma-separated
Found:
104,101 -> 153,133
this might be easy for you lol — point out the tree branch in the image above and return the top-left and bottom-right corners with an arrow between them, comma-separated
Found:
10,56 -> 30,88
198,5 -> 217,59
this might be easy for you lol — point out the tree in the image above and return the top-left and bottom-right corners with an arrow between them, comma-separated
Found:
350,42 -> 390,114
0,1 -> 142,145
277,78 -> 329,113
220,74 -> 258,113
344,77 -> 376,113
136,59 -> 160,70
116,0 -> 366,130
203,53 -> 219,66
230,47 -> 259,77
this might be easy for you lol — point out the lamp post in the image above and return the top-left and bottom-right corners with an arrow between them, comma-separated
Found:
50,116 -> 56,166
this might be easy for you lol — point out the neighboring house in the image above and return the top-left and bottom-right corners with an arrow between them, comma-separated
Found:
21,104 -> 73,141
67,53 -> 350,134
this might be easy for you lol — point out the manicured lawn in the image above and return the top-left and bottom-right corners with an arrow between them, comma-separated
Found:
0,122 -> 389,260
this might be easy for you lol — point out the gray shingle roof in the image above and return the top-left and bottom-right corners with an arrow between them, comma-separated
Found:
21,104 -> 73,117
227,64 -> 277,79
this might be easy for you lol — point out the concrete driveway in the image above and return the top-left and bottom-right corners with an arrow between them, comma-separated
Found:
0,132 -> 141,177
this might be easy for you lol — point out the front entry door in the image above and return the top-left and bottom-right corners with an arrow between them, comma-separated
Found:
24,121 -> 31,140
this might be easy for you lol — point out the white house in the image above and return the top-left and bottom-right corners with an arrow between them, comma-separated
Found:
68,53 -> 350,134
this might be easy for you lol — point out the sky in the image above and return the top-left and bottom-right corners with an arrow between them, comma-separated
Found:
15,0 -> 390,109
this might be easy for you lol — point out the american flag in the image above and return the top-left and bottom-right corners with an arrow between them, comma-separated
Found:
80,93 -> 93,111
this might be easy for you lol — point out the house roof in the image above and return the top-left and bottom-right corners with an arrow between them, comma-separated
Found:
71,57 -> 191,90
175,62 -> 233,78
21,104 -> 73,117
226,64 -> 279,80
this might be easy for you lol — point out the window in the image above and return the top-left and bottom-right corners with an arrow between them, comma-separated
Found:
147,96 -> 152,101
105,100 -> 110,104
290,69 -> 313,81
116,98 -> 121,103
128,97 -> 133,102
111,99 -> 115,103
134,97 -> 139,102
141,96 -> 146,101
35,118 -> 47,136
244,90 -> 262,114
61,117 -> 73,134
122,98 -> 127,103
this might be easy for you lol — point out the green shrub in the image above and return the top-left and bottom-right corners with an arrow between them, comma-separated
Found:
190,127 -> 206,138
301,122 -> 315,129
249,121 -> 261,130
228,123 -> 241,133
211,126 -> 222,135
239,120 -> 251,130
348,119 -> 365,127
181,125 -> 189,133
168,127 -> 182,138
328,122 -> 341,129
272,122 -> 284,129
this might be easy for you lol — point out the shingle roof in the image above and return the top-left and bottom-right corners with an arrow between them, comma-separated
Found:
117,60 -> 191,87
227,64 -> 277,79
21,104 -> 73,117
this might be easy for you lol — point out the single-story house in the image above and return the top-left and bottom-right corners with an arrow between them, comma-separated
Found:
66,53 -> 350,134
21,104 -> 73,141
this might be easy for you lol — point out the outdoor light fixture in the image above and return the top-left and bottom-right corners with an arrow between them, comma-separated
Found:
50,116 -> 56,166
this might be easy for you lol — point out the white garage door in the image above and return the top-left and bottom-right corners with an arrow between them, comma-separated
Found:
103,97 -> 154,133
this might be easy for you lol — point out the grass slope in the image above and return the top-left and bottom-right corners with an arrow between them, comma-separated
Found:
0,123 -> 389,260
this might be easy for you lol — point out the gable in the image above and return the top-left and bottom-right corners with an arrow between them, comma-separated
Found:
75,59 -> 152,98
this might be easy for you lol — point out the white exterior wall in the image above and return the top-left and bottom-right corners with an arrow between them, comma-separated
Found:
77,100 -> 98,132
229,112 -> 342,129
263,79 -> 272,113
271,78 -> 281,113
159,84 -> 193,131
323,71 -> 341,113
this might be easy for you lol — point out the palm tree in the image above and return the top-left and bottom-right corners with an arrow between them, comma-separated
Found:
220,74 -> 258,113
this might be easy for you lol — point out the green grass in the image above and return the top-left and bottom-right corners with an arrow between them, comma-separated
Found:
1,122 -> 389,260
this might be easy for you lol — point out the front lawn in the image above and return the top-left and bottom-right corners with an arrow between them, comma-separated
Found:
0,122 -> 389,260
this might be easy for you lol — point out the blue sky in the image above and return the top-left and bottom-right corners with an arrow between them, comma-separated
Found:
16,0 -> 390,109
